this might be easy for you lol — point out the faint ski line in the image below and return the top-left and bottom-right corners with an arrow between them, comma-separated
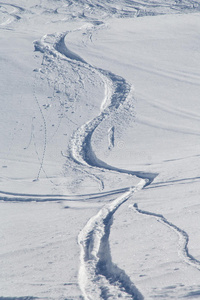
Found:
33,80 -> 47,181
133,203 -> 200,271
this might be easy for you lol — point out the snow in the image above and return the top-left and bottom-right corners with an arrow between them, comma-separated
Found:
1,0 -> 200,299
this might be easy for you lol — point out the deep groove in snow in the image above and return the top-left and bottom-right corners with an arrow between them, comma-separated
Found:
48,31 -> 154,299
78,182 -> 147,300
34,29 -> 152,299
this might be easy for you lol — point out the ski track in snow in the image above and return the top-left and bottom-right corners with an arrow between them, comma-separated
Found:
78,182 -> 146,300
32,81 -> 48,181
50,30 -> 160,298
2,1 -> 200,299
41,30 -> 156,298
133,203 -> 200,271
14,29 -> 153,298
34,24 -> 200,298
0,186 -> 131,202
0,2 -> 24,26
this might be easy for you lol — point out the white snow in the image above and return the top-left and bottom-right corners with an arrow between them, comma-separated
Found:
1,0 -> 200,299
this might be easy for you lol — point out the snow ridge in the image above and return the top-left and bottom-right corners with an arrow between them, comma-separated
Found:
133,203 -> 200,271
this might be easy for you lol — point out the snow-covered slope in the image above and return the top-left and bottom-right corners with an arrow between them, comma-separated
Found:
1,0 -> 200,299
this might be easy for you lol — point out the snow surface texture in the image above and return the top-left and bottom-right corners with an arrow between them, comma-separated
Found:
1,0 -> 200,299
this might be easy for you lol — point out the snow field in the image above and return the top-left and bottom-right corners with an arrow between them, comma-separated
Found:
1,0 -> 200,299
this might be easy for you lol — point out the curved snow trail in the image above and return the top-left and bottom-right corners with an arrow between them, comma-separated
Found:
78,181 -> 146,300
133,203 -> 200,271
48,30 -> 157,299
62,46 -> 157,183
33,29 -> 152,298
0,2 -> 24,26
34,31 -> 158,185
55,33 -> 157,179
35,24 -> 200,297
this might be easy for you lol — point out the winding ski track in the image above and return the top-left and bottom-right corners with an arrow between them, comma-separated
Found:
51,29 -> 200,298
33,30 -> 156,299
78,182 -> 147,300
133,203 -> 200,270
0,25 -> 154,298
53,31 -> 157,299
